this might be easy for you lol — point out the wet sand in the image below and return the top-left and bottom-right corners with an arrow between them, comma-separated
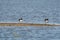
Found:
0,23 -> 60,26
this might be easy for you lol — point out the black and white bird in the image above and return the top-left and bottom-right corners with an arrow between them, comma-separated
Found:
18,18 -> 23,22
44,18 -> 48,23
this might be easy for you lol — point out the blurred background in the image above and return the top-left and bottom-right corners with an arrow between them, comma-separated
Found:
0,0 -> 60,40
0,0 -> 60,24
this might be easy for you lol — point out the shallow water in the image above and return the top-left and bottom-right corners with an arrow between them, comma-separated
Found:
0,0 -> 60,40
0,0 -> 60,23
0,26 -> 60,40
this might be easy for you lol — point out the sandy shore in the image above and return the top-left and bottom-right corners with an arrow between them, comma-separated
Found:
0,23 -> 60,26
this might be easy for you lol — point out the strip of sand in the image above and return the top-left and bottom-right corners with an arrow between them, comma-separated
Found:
0,23 -> 60,26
